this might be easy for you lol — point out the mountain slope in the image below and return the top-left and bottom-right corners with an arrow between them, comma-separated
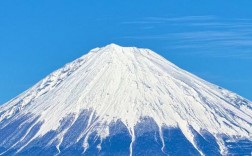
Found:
0,44 -> 251,156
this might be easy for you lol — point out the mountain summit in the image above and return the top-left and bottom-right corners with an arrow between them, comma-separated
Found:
0,44 -> 251,156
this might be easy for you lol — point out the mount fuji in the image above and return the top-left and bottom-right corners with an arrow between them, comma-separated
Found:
0,44 -> 251,156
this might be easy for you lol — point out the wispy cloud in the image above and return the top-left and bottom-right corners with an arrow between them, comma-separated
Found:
121,16 -> 217,24
119,15 -> 252,59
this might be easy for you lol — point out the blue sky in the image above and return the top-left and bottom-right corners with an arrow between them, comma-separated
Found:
0,0 -> 252,104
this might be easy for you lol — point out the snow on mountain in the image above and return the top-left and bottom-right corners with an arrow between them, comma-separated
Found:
0,44 -> 251,156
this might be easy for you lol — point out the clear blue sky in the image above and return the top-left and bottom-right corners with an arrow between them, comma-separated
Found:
1,0 -> 252,104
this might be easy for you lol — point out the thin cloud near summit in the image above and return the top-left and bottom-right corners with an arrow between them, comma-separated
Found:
120,16 -> 252,59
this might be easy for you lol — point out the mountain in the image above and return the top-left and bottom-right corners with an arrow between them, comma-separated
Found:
0,44 -> 251,156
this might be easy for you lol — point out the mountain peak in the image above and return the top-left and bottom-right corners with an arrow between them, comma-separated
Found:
102,43 -> 127,52
0,44 -> 251,155
101,43 -> 145,54
106,43 -> 122,48
88,44 -> 152,65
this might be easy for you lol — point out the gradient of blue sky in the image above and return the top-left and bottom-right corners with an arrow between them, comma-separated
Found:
0,0 -> 252,104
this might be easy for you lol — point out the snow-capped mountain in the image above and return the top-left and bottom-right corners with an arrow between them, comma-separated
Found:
0,44 -> 251,156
